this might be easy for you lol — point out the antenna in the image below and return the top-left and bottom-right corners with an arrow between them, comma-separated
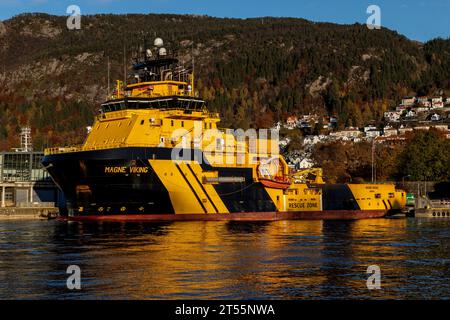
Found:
191,40 -> 195,96
123,42 -> 126,86
107,56 -> 110,99
20,127 -> 32,152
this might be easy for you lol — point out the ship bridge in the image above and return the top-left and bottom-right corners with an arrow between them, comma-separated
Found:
100,96 -> 207,114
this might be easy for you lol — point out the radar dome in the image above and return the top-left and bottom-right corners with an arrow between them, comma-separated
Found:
154,38 -> 164,47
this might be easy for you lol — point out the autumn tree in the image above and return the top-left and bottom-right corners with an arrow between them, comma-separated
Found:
397,129 -> 450,182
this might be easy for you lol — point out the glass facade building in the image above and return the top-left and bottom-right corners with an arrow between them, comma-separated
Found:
0,152 -> 63,208
0,152 -> 51,182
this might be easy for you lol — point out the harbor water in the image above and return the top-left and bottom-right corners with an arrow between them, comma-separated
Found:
0,218 -> 449,299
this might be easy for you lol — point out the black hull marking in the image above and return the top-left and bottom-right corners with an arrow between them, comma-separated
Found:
186,163 -> 219,214
175,163 -> 207,214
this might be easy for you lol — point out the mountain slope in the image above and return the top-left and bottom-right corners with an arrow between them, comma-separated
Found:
0,13 -> 449,150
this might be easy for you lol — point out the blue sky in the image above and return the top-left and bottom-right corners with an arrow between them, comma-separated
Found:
0,0 -> 449,42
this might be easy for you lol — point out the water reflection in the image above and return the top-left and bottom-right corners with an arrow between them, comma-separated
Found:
0,218 -> 449,299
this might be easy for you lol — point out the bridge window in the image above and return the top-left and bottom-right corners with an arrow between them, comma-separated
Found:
140,120 -> 144,125
181,121 -> 184,127
388,193 -> 395,198
171,120 -> 174,126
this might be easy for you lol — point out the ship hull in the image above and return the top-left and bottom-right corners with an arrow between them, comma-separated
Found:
43,147 -> 390,221
60,210 -> 388,222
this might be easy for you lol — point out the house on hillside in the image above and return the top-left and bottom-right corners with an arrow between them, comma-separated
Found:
384,111 -> 401,122
383,126 -> 398,137
427,113 -> 442,122
431,97 -> 443,109
285,116 -> 298,129
405,110 -> 416,118
417,96 -> 431,107
365,129 -> 381,138
363,125 -> 377,132
298,158 -> 314,169
330,128 -> 362,139
401,97 -> 416,106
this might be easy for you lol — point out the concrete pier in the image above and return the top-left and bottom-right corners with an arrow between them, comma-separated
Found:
0,206 -> 59,220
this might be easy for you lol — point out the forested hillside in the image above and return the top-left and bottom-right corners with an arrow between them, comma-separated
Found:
0,13 -> 449,150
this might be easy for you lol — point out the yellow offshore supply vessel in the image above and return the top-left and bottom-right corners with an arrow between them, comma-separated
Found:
42,38 -> 406,221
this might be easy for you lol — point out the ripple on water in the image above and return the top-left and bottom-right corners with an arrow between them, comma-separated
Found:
0,218 -> 449,299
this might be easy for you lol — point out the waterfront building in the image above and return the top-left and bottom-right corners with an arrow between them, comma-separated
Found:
0,151 -> 62,208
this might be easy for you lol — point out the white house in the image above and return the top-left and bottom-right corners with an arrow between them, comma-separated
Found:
384,111 -> 401,122
415,107 -> 429,113
401,97 -> 416,106
417,97 -> 431,107
298,158 -> 314,169
431,97 -> 443,103
365,130 -> 381,138
363,125 -> 377,132
383,126 -> 398,137
303,135 -> 327,145
405,110 -> 416,118
430,113 -> 441,122
431,97 -> 443,108
330,128 -> 362,139
432,102 -> 444,109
